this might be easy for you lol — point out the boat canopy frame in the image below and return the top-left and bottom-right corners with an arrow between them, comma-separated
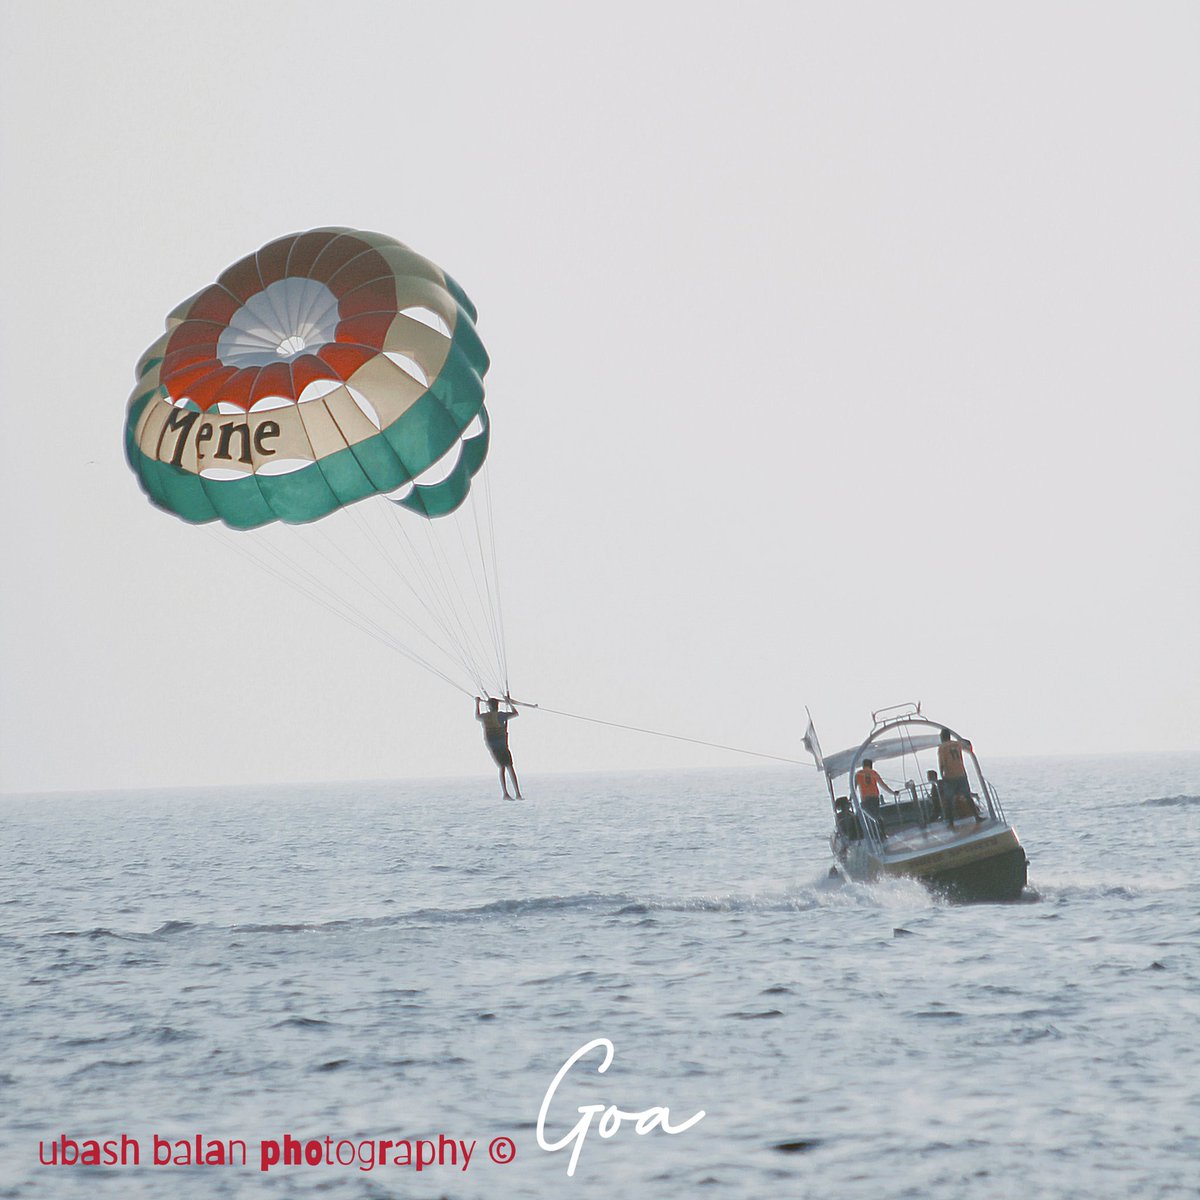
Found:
805,702 -> 1009,849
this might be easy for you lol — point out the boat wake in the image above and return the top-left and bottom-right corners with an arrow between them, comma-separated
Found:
39,879 -> 951,944
1024,874 -> 1188,903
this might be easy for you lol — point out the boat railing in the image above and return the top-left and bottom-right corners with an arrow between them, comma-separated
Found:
858,807 -> 887,850
840,740 -> 1010,846
871,701 -> 922,728
837,792 -> 887,849
983,778 -> 1006,823
856,783 -> 934,845
871,776 -> 1002,832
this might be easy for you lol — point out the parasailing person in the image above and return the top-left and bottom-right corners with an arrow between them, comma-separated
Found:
475,696 -> 522,800
124,228 -> 521,780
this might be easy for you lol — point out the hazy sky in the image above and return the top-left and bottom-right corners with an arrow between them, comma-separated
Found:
2,1 -> 1197,794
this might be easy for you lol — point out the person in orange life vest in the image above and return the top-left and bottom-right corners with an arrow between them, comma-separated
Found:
937,727 -> 979,825
855,757 -> 898,833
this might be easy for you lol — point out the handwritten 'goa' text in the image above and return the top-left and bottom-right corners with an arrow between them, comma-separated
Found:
536,1037 -> 705,1177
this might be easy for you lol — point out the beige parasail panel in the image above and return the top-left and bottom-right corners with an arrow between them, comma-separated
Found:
245,404 -> 317,473
346,354 -> 428,427
323,386 -> 385,448
373,246 -> 460,321
297,395 -> 355,461
133,394 -> 325,477
193,407 -> 318,476
379,313 -> 454,382
134,396 -> 177,464
359,237 -> 448,290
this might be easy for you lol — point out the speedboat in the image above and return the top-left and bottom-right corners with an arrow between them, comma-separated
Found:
804,703 -> 1028,901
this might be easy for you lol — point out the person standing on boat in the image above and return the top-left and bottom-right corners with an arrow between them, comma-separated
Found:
938,728 -> 978,825
855,758 -> 898,834
476,696 -> 522,800
925,769 -> 945,820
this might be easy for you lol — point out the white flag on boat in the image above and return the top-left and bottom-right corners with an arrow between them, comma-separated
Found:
802,709 -> 825,772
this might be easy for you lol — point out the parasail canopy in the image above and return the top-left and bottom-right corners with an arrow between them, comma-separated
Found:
125,227 -> 490,529
124,229 -> 512,701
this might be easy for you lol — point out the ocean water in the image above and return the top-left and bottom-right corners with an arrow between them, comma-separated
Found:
2,753 -> 1198,1199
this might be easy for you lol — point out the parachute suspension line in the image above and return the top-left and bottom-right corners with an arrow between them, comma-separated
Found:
479,466 -> 510,696
398,496 -> 505,697
388,498 -> 502,700
363,503 -> 488,685
308,513 -> 489,697
453,485 -> 506,693
336,502 -> 493,697
224,528 -> 474,696
429,501 -> 506,692
201,525 -> 475,696
371,502 -> 484,681
531,704 -> 810,766
388,502 -> 503,696
450,499 -> 499,679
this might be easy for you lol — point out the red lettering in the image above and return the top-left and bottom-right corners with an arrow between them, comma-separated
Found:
259,1139 -> 279,1172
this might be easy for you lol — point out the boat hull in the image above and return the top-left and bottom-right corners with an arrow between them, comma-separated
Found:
915,841 -> 1028,902
835,822 -> 1028,902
